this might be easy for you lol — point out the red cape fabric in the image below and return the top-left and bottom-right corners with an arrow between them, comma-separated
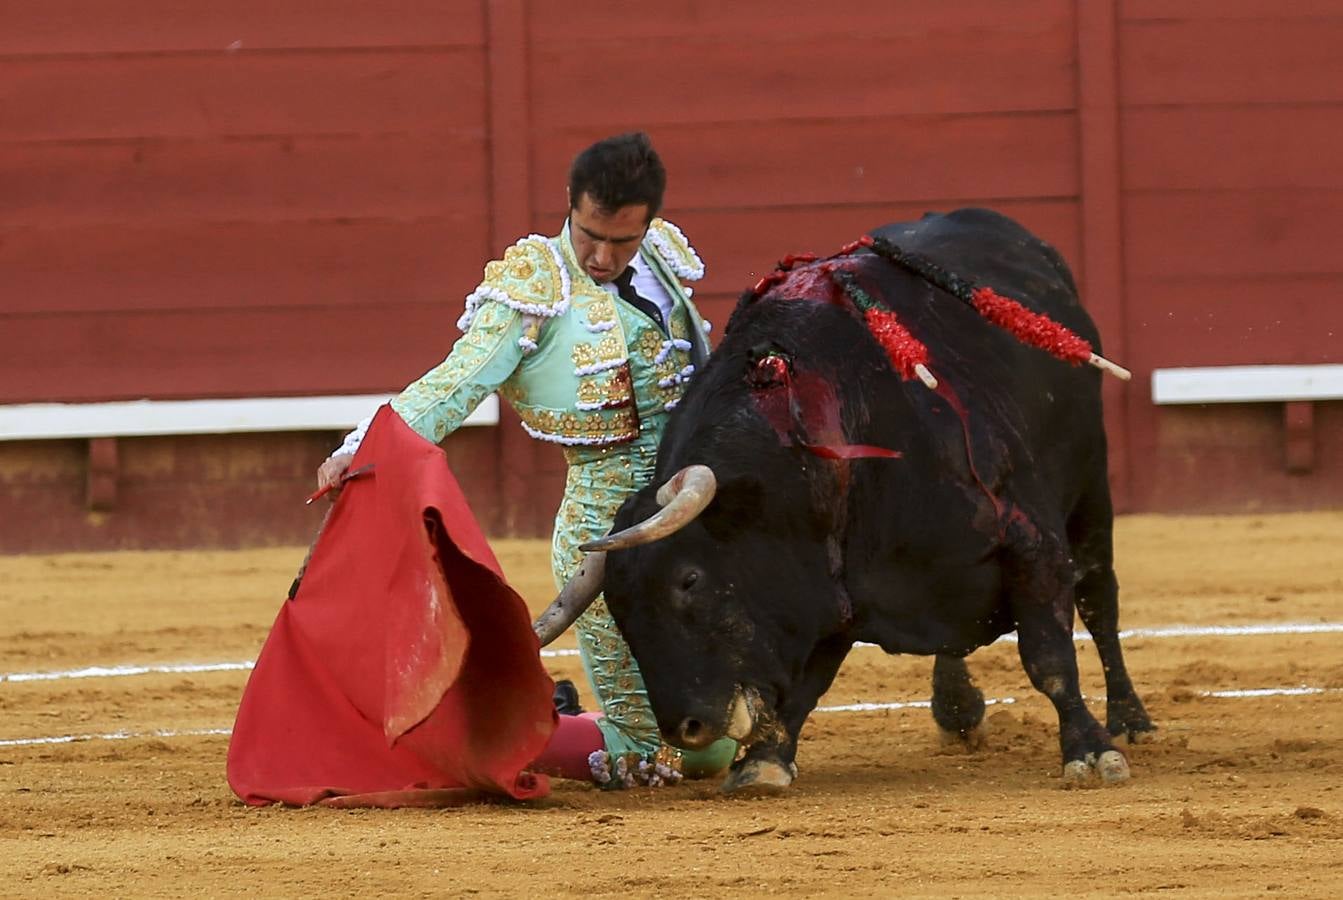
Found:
227,406 -> 557,807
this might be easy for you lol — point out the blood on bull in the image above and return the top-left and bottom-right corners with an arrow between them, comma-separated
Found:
533,207 -> 1154,793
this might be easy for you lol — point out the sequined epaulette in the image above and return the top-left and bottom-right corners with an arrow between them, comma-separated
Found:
457,235 -> 572,332
645,218 -> 705,281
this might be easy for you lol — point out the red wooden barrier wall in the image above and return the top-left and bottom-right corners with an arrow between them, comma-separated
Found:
1118,0 -> 1343,509
1,0 -> 1340,551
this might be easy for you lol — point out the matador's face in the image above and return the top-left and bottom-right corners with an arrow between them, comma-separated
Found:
568,192 -> 649,285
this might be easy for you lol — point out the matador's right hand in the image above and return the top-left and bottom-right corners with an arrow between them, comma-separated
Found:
315,452 -> 356,501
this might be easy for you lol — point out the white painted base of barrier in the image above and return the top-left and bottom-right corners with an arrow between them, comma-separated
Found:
1152,365 -> 1343,405
0,393 -> 498,441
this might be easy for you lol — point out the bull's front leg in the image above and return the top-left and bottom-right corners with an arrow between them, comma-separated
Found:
721,634 -> 852,794
1005,538 -> 1130,787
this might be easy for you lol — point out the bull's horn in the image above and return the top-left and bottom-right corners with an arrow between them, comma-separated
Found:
532,551 -> 606,647
580,464 -> 717,552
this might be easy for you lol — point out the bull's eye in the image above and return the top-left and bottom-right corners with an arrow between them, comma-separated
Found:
680,570 -> 700,592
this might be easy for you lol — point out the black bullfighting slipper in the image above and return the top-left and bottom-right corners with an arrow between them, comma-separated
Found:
552,679 -> 583,716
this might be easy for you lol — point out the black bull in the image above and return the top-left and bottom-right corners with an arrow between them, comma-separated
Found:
538,208 -> 1154,792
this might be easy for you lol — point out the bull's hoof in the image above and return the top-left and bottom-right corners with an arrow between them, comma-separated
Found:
1117,727 -> 1158,746
1112,717 -> 1158,745
1061,750 -> 1130,788
721,758 -> 795,795
937,723 -> 987,752
1106,698 -> 1156,743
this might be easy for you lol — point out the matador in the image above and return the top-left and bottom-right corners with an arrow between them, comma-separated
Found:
318,133 -> 736,787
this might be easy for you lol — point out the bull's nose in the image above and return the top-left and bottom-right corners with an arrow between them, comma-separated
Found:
674,717 -> 715,750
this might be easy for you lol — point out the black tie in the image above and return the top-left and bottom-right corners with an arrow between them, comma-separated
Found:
613,267 -> 666,333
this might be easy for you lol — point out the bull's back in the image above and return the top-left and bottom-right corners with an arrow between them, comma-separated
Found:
864,208 -> 1108,518
871,208 -> 1091,339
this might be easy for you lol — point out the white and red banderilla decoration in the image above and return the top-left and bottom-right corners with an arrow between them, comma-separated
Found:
752,234 -> 1132,391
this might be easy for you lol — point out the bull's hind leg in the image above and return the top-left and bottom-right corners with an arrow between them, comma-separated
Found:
1005,536 -> 1129,786
931,654 -> 986,748
1068,488 -> 1155,741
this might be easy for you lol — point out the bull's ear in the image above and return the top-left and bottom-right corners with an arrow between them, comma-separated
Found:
701,476 -> 765,541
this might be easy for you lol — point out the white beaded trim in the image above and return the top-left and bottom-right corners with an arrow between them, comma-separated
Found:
647,220 -> 705,281
457,235 -> 572,331
457,285 -> 510,331
574,357 -> 628,377
638,757 -> 682,788
519,421 -> 636,446
658,364 -> 696,389
330,414 -> 373,460
654,338 -> 693,365
587,750 -> 683,789
588,750 -> 612,785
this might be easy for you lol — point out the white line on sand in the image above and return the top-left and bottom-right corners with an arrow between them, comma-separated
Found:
813,685 -> 1340,713
0,727 -> 231,748
4,661 -> 257,683
3,686 -> 1338,749
3,621 -> 1340,685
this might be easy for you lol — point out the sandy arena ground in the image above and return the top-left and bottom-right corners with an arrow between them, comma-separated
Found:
2,512 -> 1342,897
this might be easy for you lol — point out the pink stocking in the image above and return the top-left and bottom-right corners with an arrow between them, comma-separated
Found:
529,714 -> 604,781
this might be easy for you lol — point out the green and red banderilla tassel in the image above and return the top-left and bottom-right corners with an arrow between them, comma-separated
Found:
830,268 -> 938,389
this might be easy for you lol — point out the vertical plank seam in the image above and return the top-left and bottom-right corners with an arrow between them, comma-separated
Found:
1076,0 -> 1132,512
485,0 -> 537,534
